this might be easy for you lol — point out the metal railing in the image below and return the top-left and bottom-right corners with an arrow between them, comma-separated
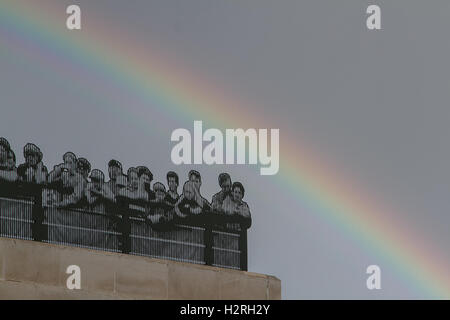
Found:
0,181 -> 248,270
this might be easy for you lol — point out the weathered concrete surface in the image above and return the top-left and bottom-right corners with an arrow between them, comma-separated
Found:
0,237 -> 281,300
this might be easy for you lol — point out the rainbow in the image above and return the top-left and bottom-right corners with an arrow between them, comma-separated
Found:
1,0 -> 449,298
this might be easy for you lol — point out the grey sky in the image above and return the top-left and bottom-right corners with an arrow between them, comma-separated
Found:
1,0 -> 450,298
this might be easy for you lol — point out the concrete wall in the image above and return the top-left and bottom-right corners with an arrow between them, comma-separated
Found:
0,237 -> 281,300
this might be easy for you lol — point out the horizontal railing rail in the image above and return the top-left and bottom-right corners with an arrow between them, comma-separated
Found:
0,181 -> 248,271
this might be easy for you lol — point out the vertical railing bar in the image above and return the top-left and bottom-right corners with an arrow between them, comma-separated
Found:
204,225 -> 214,266
31,184 -> 46,242
117,197 -> 131,254
239,229 -> 248,271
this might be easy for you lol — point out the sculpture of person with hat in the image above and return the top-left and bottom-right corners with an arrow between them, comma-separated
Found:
48,151 -> 78,182
85,169 -> 115,213
0,137 -> 18,182
106,159 -> 124,196
76,157 -> 91,181
17,143 -> 47,184
48,151 -> 86,208
6,149 -> 16,172
146,182 -> 174,225
136,166 -> 155,200
0,137 -> 11,169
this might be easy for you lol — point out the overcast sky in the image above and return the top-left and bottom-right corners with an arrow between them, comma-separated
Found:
1,0 -> 450,299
